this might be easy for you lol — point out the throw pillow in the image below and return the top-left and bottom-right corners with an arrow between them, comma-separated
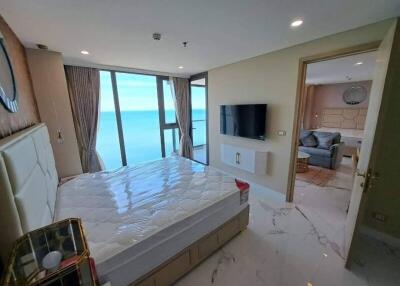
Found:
314,132 -> 335,149
301,134 -> 318,147
299,130 -> 312,146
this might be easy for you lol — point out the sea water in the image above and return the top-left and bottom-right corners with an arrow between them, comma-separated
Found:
96,109 -> 206,170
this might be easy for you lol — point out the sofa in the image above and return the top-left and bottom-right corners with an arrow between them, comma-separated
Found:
298,130 -> 345,170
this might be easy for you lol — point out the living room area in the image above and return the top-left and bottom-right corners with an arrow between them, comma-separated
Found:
292,51 -> 376,258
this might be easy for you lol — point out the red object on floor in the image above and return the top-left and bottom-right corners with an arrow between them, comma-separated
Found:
89,257 -> 99,284
235,179 -> 250,192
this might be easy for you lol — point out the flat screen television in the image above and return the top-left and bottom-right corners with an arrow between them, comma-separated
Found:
220,104 -> 267,140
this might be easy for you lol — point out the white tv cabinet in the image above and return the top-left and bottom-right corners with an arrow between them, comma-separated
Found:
220,144 -> 268,175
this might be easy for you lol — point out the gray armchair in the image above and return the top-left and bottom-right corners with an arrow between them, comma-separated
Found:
299,131 -> 345,170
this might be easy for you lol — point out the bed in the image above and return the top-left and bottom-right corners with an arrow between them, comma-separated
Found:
0,124 -> 249,286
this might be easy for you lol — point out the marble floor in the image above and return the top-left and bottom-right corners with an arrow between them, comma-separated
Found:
193,145 -> 207,164
293,158 -> 355,259
174,172 -> 400,285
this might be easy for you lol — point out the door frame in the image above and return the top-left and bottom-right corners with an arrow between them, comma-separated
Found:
189,72 -> 209,165
286,41 -> 381,202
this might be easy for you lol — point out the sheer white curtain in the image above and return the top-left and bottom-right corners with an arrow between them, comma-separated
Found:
169,77 -> 193,159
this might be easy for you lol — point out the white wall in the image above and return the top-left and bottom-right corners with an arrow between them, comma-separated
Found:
208,19 -> 394,194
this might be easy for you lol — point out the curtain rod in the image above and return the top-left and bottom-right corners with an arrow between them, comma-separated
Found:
63,60 -> 190,78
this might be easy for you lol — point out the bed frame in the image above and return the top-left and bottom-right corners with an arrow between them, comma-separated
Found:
131,205 -> 249,286
0,124 -> 250,285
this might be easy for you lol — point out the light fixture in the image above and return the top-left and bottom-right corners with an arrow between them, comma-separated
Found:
81,50 -> 90,55
307,283 -> 313,286
290,19 -> 303,28
178,66 -> 184,69
354,61 -> 363,66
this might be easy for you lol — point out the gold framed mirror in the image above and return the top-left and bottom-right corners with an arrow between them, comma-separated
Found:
0,31 -> 18,112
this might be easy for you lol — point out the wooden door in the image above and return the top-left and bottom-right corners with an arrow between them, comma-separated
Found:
345,20 -> 399,266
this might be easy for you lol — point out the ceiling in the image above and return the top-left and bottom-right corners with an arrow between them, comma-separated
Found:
306,51 -> 377,85
1,0 -> 399,76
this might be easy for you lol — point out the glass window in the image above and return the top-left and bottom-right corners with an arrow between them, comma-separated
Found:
164,128 -> 180,157
163,80 -> 176,124
116,73 -> 162,165
96,71 -> 122,170
191,86 -> 207,147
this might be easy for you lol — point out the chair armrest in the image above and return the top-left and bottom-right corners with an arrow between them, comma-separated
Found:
330,142 -> 345,169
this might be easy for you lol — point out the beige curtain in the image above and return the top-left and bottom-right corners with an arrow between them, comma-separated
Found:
302,85 -> 315,130
170,77 -> 193,159
65,66 -> 102,173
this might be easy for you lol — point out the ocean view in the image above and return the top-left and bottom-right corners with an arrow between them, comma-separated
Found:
97,109 -> 206,170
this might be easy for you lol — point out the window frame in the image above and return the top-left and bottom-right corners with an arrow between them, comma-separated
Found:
189,72 -> 209,165
98,69 -> 179,168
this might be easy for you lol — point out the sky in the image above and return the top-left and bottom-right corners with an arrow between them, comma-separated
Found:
99,71 -> 205,112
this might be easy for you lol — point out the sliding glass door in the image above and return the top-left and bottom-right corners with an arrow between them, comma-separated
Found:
190,73 -> 208,165
96,71 -> 179,170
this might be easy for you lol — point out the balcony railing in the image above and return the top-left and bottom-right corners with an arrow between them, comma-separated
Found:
191,119 -> 206,147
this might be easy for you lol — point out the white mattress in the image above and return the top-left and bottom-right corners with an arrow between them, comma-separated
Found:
55,156 -> 247,286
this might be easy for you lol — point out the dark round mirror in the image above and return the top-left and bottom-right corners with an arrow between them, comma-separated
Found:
0,32 -> 18,112
342,85 -> 367,105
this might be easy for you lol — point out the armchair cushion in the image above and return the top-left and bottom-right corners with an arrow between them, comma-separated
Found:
313,131 -> 341,149
300,134 -> 318,147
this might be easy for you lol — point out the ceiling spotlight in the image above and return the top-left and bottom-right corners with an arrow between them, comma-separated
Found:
354,62 -> 363,66
290,19 -> 303,28
81,50 -> 90,55
178,66 -> 184,69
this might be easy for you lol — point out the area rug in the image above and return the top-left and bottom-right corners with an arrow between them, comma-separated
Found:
296,165 -> 336,187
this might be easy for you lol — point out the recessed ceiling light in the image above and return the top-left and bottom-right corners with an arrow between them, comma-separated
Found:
178,66 -> 184,69
354,62 -> 363,66
81,50 -> 90,55
290,19 -> 303,28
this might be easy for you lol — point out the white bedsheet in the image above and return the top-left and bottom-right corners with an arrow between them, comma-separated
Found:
55,156 -> 245,285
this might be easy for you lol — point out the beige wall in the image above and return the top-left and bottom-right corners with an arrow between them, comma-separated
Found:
208,19 -> 394,194
0,14 -> 39,138
26,49 -> 82,177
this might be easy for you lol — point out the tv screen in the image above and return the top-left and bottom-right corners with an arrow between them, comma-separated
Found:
220,104 -> 267,140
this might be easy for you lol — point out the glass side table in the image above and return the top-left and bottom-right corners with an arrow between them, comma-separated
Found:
1,218 -> 98,286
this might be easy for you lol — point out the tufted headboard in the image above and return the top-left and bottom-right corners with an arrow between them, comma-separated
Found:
0,123 -> 58,264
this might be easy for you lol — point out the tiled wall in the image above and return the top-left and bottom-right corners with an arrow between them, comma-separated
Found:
320,108 -> 367,129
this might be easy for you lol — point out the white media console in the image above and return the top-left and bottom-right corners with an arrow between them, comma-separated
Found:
220,144 -> 268,175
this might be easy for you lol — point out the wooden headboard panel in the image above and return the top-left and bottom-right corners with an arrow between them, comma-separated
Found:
0,124 -> 58,264
320,108 -> 367,129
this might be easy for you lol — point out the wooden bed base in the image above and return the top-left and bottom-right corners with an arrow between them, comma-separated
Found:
130,205 -> 250,286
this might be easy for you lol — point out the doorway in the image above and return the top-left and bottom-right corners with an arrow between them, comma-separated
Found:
189,73 -> 208,165
287,20 -> 400,285
291,50 -> 378,258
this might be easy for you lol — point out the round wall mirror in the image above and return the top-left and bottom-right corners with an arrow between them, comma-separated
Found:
0,32 -> 18,112
342,85 -> 367,105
